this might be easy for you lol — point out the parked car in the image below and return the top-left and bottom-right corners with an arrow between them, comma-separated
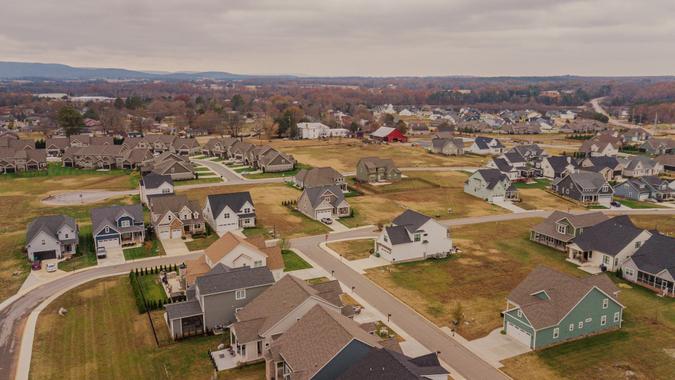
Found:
46,263 -> 57,273
31,260 -> 42,271
320,217 -> 333,225
96,246 -> 107,258
610,201 -> 621,208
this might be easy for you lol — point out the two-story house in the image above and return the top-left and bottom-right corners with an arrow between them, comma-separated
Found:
468,136 -> 504,155
297,185 -> 351,221
430,137 -> 464,156
355,157 -> 401,183
540,156 -> 577,179
140,172 -> 174,205
464,168 -> 519,202
203,192 -> 256,236
614,176 -> 672,202
375,209 -> 453,262
25,215 -> 79,261
148,194 -> 205,239
91,204 -> 145,250
203,232 -> 284,279
530,211 -> 608,251
567,216 -> 652,272
201,137 -> 238,158
621,233 -> 675,297
619,156 -> 663,178
165,265 -> 275,340
293,167 -> 346,191
503,266 -> 623,349
551,171 -> 613,207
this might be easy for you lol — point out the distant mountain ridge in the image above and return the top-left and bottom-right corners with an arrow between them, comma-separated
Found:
0,61 -> 294,80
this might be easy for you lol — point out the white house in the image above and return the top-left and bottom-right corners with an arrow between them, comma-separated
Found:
375,210 -> 453,263
25,215 -> 79,262
203,192 -> 256,236
297,122 -> 331,139
140,172 -> 174,205
202,232 -> 284,280
328,128 -> 350,137
468,137 -> 505,155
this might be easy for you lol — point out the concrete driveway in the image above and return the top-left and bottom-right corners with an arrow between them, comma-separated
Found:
97,246 -> 125,266
465,328 -> 532,368
160,239 -> 190,256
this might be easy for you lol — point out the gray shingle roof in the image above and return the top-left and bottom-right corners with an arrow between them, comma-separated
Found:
26,215 -> 77,244
572,216 -> 645,256
207,192 -> 254,217
546,156 -> 575,173
165,299 -> 203,320
338,348 -> 447,380
304,185 -> 345,208
567,171 -> 612,193
195,266 -> 275,295
90,204 -> 144,234
385,225 -> 412,245
474,136 -> 504,149
629,233 -> 675,276
141,172 -> 173,189
392,209 -> 431,232
295,167 -> 343,188
476,168 -> 510,189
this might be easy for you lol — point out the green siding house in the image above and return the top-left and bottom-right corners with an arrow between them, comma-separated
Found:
503,266 -> 624,350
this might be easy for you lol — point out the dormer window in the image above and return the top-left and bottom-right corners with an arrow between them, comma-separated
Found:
120,220 -> 130,228
105,227 -> 110,233
556,223 -> 567,234
414,233 -> 421,242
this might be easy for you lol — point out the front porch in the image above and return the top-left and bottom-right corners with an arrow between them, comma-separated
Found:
121,231 -> 145,246
529,231 -> 567,251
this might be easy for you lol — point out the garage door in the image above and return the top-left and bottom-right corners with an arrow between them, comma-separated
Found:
170,228 -> 182,239
158,228 -> 170,240
98,238 -> 120,249
315,209 -> 333,220
34,250 -> 57,261
491,195 -> 504,203
506,322 -> 532,347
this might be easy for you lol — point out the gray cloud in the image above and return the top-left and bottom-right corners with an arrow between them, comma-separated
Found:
1,0 -> 674,76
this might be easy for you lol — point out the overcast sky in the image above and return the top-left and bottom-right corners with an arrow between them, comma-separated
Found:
2,0 -> 674,77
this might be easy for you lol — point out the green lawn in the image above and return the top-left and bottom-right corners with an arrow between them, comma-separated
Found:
123,240 -> 163,260
134,273 -> 167,303
616,198 -> 665,209
513,179 -> 551,189
282,249 -> 312,272
30,276 -> 232,380
185,233 -> 219,251
59,225 -> 98,272
242,163 -> 312,179
173,177 -> 222,186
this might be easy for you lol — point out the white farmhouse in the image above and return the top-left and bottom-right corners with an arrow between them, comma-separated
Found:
139,172 -> 174,205
297,122 -> 331,139
375,210 -> 453,263
25,215 -> 79,262
203,192 -> 256,236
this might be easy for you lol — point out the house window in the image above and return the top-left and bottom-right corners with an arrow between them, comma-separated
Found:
614,312 -> 620,323
41,239 -> 45,245
517,309 -> 522,318
634,241 -> 642,249
601,315 -> 607,326
162,188 -> 171,194
254,260 -> 263,267
414,233 -> 421,242
224,213 -> 230,219
120,220 -> 130,228
585,317 -> 592,323
602,298 -> 609,309
235,307 -> 243,313
235,289 -> 246,300
105,227 -> 109,233
578,321 -> 584,329
553,328 -> 559,339
569,323 -> 574,332
243,208 -> 251,213
556,224 -> 567,234
603,255 -> 611,265
624,268 -> 634,277
65,233 -> 69,239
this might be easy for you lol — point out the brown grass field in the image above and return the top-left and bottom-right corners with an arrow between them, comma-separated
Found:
327,239 -> 374,260
517,188 -> 585,211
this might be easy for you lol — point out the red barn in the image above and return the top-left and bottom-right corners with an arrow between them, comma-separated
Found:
370,127 -> 408,143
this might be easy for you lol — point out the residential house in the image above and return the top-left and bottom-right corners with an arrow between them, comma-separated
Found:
202,137 -> 238,158
619,156 -> 663,178
551,171 -> 613,207
464,168 -> 519,202
577,156 -> 623,182
203,232 -> 284,279
621,128 -> 651,144
229,275 -> 352,365
297,122 -> 331,139
165,265 -> 275,339
297,185 -> 351,221
62,145 -> 125,169
487,157 -> 521,181
640,138 -> 675,155
91,204 -> 145,250
468,137 -> 505,155
203,192 -> 256,235
540,156 -> 576,179
369,127 -> 408,143
45,137 -> 69,157
375,209 -> 453,262
25,215 -> 79,261
265,305 -> 388,380
503,266 -> 623,349
0,147 -> 47,173
118,148 -> 154,169
580,135 -> 620,157
655,154 -> 675,173
430,137 -> 464,156
173,138 -> 200,155
143,134 -> 177,154
433,124 -> 456,139
229,141 -> 255,162
148,194 -> 205,239
567,216 -> 652,272
140,172 -> 174,204
337,348 -> 448,380
68,134 -> 114,147
621,233 -> 675,297
293,167 -> 346,191
355,157 -> 401,183
530,211 -> 608,251
254,147 -> 295,173
614,176 -> 672,202
141,152 -> 196,180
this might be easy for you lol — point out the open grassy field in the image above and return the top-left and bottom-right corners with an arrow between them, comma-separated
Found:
0,171 -> 139,302
341,171 -> 502,228
327,239 -> 374,260
518,188 -> 584,211
629,215 -> 675,234
177,183 -> 330,238
30,276 -> 231,380
246,139 -> 488,172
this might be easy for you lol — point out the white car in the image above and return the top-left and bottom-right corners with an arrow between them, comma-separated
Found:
46,263 -> 58,273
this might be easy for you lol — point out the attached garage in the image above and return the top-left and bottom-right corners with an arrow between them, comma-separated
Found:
97,237 -> 120,249
33,250 -> 57,261
157,227 -> 171,240
170,228 -> 182,239
315,208 -> 333,220
506,322 -> 532,347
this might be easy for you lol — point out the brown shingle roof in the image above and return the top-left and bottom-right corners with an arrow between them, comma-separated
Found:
531,211 -> 608,242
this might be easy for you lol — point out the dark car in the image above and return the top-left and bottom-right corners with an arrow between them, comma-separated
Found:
610,201 -> 621,208
31,260 -> 42,271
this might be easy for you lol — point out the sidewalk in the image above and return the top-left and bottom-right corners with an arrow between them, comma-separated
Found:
491,199 -> 528,213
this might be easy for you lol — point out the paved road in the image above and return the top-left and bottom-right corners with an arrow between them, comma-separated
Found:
590,97 -> 645,130
0,253 -> 200,380
291,229 -> 509,380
